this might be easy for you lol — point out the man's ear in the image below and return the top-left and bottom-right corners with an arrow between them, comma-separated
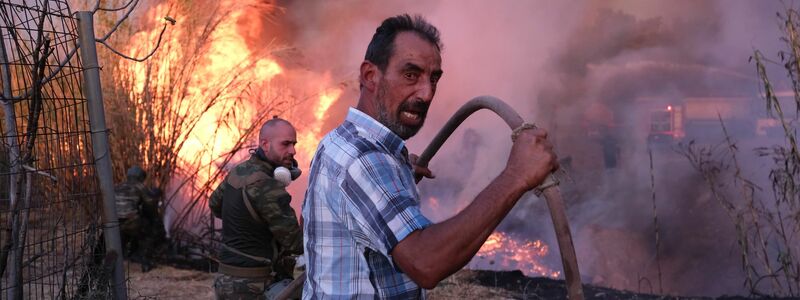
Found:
259,138 -> 269,152
360,60 -> 379,92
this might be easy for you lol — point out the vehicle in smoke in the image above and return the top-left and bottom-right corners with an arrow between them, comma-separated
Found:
647,97 -> 760,146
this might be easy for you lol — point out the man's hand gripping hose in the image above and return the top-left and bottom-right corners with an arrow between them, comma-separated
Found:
416,96 -> 583,300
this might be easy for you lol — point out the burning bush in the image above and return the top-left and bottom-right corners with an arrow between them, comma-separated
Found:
98,0 -> 347,255
99,0 -> 291,245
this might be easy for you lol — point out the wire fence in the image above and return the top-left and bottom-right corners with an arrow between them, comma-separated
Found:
0,0 -> 114,298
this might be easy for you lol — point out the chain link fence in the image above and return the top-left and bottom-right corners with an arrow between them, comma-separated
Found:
0,1 -> 115,298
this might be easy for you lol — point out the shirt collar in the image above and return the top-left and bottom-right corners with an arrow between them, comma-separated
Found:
248,151 -> 276,174
345,107 -> 407,157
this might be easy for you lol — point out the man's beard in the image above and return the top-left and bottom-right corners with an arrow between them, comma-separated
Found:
266,144 -> 293,168
375,80 -> 428,140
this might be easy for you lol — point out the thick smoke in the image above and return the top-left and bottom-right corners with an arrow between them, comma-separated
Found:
247,0 -> 787,296
509,2 -> 784,296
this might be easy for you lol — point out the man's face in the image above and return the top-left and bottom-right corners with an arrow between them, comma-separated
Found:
375,32 -> 443,140
261,124 -> 297,168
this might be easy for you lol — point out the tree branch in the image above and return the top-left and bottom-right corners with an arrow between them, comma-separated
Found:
94,0 -> 137,13
96,0 -> 140,42
97,20 -> 171,62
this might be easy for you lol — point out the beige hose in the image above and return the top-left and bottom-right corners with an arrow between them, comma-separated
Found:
416,96 -> 583,300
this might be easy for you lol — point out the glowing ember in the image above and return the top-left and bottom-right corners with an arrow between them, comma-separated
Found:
427,196 -> 441,212
419,197 -> 555,277
474,232 -> 561,278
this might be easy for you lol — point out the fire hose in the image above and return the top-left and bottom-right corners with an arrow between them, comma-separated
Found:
276,96 -> 583,300
415,95 -> 583,299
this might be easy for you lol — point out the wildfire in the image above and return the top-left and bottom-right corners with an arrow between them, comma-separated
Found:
420,197 -> 556,277
119,0 -> 341,192
474,232 -> 561,278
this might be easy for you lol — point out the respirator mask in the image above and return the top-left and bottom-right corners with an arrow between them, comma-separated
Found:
273,159 -> 302,187
254,147 -> 302,186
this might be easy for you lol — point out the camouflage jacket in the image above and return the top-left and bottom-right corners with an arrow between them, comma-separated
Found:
209,154 -> 303,269
114,181 -> 153,219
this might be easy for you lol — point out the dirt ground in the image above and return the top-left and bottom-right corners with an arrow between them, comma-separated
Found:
126,263 -> 215,299
124,264 -> 766,299
124,263 -> 513,299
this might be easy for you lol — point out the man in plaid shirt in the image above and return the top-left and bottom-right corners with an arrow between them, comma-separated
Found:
302,14 -> 558,299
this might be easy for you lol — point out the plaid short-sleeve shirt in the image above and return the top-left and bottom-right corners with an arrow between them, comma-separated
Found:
302,108 -> 432,299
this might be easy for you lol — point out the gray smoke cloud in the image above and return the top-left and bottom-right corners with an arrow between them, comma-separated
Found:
251,0 -> 788,296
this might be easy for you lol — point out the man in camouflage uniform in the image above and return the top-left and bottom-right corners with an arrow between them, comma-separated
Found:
114,166 -> 158,272
210,117 -> 303,300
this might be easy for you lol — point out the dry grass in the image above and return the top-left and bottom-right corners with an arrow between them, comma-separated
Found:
125,267 -> 516,300
428,270 -> 517,300
126,263 -> 214,299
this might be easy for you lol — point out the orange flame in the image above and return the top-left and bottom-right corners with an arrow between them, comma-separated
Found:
120,1 -> 341,193
297,84 -> 342,161
475,232 -> 561,278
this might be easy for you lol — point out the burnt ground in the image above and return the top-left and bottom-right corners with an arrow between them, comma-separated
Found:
429,270 -> 795,300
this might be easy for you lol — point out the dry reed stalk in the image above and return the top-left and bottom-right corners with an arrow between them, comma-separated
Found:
673,8 -> 800,296
647,147 -> 663,294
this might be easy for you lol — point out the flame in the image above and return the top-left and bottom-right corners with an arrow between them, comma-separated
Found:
120,2 -> 275,186
474,232 -> 561,278
173,6 -> 281,185
119,1 -> 341,193
297,85 -> 342,161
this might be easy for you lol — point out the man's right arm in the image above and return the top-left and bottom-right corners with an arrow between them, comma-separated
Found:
391,128 -> 557,289
209,181 -> 226,218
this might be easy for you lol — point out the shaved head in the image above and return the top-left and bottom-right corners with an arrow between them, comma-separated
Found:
258,117 -> 297,168
259,117 -> 292,141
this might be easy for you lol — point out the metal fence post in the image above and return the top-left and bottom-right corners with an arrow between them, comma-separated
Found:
0,28 -> 23,300
76,11 -> 128,300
